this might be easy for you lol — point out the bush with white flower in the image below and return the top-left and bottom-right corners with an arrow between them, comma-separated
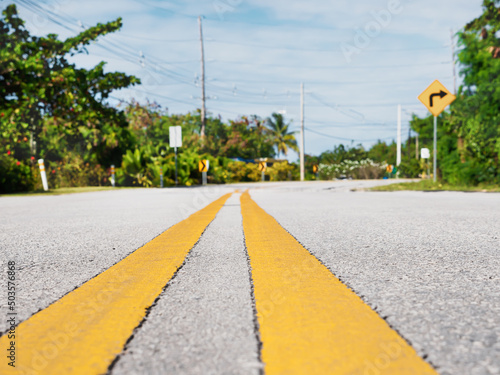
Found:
318,159 -> 387,180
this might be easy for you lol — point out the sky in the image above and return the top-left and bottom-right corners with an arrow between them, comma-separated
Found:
7,0 -> 484,161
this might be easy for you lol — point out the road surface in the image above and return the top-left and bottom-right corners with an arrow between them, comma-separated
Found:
0,180 -> 498,374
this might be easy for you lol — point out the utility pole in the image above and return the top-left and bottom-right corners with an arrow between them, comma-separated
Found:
300,83 -> 305,181
397,104 -> 402,167
407,127 -> 411,161
451,29 -> 457,95
198,16 -> 207,138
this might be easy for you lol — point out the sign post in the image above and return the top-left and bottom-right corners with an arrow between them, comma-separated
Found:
110,164 -> 115,187
199,160 -> 209,186
258,161 -> 267,181
418,80 -> 456,182
313,165 -> 319,180
433,116 -> 437,182
38,159 -> 49,191
169,126 -> 182,186
421,148 -> 431,179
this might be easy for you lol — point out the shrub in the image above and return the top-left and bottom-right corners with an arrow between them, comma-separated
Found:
0,154 -> 35,193
45,152 -> 109,188
267,161 -> 297,181
318,159 -> 387,180
226,161 -> 261,182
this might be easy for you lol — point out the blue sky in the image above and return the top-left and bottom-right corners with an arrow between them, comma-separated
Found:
9,0 -> 484,161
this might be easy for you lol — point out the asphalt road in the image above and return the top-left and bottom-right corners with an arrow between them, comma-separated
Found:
0,180 -> 498,374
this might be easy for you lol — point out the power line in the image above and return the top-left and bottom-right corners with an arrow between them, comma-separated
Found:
310,93 -> 366,121
123,88 -> 196,106
129,0 -> 198,19
207,75 -> 453,86
205,39 -> 449,54
207,59 -> 451,70
306,121 -> 394,130
305,127 -> 394,143
17,0 -> 200,89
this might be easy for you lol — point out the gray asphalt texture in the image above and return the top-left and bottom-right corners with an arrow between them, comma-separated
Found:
1,180 -> 498,375
0,186 -> 229,332
250,188 -> 500,375
112,194 -> 261,375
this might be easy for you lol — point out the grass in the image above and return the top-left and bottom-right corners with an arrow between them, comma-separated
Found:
0,186 -> 139,197
371,180 -> 500,192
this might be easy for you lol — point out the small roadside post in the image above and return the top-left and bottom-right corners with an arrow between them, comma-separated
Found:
160,166 -> 164,188
110,165 -> 115,187
199,159 -> 209,186
169,126 -> 182,186
38,159 -> 49,191
258,161 -> 267,181
313,165 -> 319,179
418,80 -> 456,182
421,148 -> 431,179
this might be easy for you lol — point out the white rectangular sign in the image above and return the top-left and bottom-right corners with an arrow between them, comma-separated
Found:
169,126 -> 182,148
421,148 -> 430,159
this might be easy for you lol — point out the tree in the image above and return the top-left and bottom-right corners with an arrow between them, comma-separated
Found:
455,1 -> 500,158
0,4 -> 140,168
404,0 -> 500,185
367,140 -> 396,165
319,143 -> 367,164
265,113 -> 298,158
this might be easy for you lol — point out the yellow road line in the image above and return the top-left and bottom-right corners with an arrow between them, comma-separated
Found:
240,191 -> 437,375
1,193 -> 232,375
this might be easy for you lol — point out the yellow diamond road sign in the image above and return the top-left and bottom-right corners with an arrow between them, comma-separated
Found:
418,80 -> 456,117
199,159 -> 209,173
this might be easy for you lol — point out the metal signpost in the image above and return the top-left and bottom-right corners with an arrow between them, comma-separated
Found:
169,126 -> 182,186
421,148 -> 431,179
199,160 -> 209,186
418,80 -> 456,182
258,161 -> 267,181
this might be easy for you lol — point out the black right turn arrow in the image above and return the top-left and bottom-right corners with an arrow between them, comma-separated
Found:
429,90 -> 447,107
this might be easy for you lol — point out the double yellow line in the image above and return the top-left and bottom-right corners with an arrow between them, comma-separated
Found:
241,191 -> 436,374
0,193 -> 232,375
1,191 -> 436,374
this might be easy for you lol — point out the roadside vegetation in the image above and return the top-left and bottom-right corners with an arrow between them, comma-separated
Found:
1,1 -> 499,193
371,180 -> 500,193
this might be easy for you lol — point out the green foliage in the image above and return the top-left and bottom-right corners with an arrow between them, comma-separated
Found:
0,4 -> 139,192
116,104 -> 282,186
120,148 -> 153,187
371,180 -> 500,192
265,113 -> 298,158
267,162 -> 297,181
433,0 -> 500,185
4,2 -> 500,191
0,153 -> 34,193
319,144 -> 368,164
397,159 -> 421,178
367,140 -> 397,165
318,159 -> 387,180
226,161 -> 262,182
46,152 -> 109,188
404,0 -> 500,185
